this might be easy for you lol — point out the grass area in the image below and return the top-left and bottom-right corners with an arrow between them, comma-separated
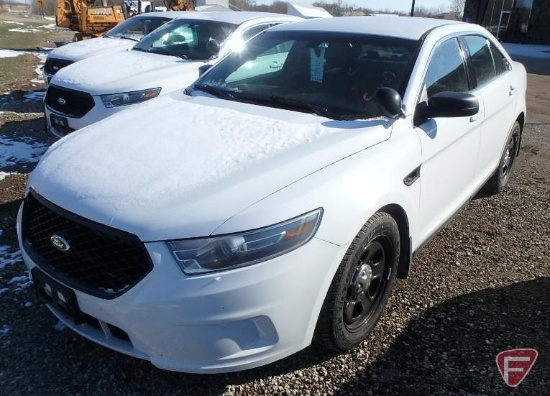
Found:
0,19 -> 56,49
0,54 -> 43,92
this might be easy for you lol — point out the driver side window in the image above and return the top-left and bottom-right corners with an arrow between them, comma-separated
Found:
424,38 -> 469,98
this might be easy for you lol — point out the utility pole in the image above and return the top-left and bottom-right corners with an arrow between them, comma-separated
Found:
410,0 -> 416,16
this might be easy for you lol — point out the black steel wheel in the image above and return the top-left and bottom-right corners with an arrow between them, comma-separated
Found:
315,212 -> 400,351
484,121 -> 521,194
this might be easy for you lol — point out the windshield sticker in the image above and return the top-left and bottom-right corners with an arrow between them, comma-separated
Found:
310,46 -> 326,83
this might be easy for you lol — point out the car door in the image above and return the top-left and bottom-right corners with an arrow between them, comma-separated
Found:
414,36 -> 484,245
460,35 -> 517,184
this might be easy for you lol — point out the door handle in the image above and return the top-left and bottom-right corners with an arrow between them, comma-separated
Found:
509,85 -> 516,96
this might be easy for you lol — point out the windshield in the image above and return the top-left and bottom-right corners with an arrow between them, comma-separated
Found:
105,16 -> 172,41
133,19 -> 237,60
192,31 -> 419,120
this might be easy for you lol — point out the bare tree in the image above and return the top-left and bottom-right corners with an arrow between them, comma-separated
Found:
448,0 -> 466,20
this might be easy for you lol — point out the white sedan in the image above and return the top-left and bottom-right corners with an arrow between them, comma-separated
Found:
44,11 -> 303,137
42,12 -> 178,85
19,16 -> 526,373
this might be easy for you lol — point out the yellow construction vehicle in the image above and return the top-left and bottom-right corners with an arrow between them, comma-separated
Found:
164,0 -> 195,11
56,0 -> 128,40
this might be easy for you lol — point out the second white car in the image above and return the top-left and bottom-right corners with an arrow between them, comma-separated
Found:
44,11 -> 303,137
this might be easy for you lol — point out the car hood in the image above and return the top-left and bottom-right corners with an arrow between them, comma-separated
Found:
51,50 -> 207,95
48,37 -> 136,62
29,94 -> 392,241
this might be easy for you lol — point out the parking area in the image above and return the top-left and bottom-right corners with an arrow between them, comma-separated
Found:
0,14 -> 548,395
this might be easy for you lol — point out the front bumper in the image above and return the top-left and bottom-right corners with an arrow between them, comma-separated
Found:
44,96 -> 122,138
17,206 -> 344,373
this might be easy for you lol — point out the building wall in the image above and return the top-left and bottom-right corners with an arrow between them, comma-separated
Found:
463,0 -> 550,44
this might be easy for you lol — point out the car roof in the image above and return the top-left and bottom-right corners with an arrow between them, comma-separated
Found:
172,11 -> 301,25
135,11 -> 186,19
269,16 -> 462,41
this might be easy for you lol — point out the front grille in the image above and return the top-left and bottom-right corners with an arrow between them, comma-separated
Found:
45,85 -> 95,118
22,191 -> 154,299
44,58 -> 74,76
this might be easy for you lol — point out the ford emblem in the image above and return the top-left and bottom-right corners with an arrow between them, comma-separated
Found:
50,234 -> 70,252
58,97 -> 67,105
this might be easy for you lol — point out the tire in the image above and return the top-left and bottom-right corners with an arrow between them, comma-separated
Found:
483,121 -> 521,194
315,212 -> 400,351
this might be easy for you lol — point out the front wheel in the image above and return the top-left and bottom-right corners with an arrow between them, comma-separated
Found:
315,212 -> 400,351
483,121 -> 521,194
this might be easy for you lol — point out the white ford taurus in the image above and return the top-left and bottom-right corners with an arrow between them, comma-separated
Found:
44,11 -> 303,137
19,16 -> 526,373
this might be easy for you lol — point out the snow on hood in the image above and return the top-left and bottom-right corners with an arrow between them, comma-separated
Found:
30,95 -> 391,241
48,37 -> 135,62
51,50 -> 204,95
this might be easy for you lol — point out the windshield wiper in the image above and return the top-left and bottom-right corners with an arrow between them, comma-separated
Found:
193,84 -> 239,99
231,93 -> 346,120
107,35 -> 140,42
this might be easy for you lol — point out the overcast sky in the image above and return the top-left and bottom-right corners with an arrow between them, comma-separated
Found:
262,1 -> 452,12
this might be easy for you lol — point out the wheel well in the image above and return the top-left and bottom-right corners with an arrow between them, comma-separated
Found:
378,204 -> 411,279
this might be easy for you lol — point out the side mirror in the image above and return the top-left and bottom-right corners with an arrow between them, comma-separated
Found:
374,87 -> 403,119
418,91 -> 479,122
198,64 -> 213,77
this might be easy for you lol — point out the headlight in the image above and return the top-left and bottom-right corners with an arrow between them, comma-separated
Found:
100,87 -> 161,108
167,208 -> 323,275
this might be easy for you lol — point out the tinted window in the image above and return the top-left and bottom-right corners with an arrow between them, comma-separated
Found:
106,16 -> 171,40
133,19 -> 237,60
195,31 -> 419,120
464,35 -> 497,87
489,42 -> 510,75
241,24 -> 274,42
424,38 -> 469,97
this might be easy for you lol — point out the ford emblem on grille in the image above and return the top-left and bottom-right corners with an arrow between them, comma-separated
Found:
58,97 -> 67,105
53,66 -> 59,71
50,234 -> 70,252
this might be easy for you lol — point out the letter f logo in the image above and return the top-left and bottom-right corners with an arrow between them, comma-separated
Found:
496,349 -> 538,387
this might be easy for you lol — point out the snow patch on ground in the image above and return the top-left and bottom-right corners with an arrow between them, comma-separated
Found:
2,21 -> 24,25
0,49 -> 24,58
8,28 -> 42,33
23,90 -> 45,101
0,325 -> 9,337
0,247 -> 22,270
53,321 -> 67,332
8,273 -> 32,291
0,135 -> 49,170
0,172 -> 16,182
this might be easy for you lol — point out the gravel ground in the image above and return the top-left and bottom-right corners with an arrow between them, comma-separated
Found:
0,18 -> 549,396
